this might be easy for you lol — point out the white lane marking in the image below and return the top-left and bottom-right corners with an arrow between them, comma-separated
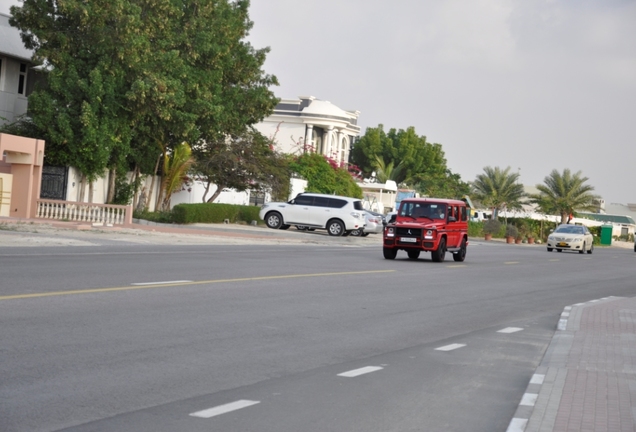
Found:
507,417 -> 528,432
131,280 -> 193,286
520,393 -> 538,406
497,327 -> 524,334
338,366 -> 383,377
190,400 -> 260,418
530,374 -> 545,385
435,343 -> 466,352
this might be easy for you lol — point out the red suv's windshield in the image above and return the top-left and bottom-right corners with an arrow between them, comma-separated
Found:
400,202 -> 447,220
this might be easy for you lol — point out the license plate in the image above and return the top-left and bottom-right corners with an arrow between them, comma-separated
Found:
401,237 -> 417,243
557,242 -> 568,247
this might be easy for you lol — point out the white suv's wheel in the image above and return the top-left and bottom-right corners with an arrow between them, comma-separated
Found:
265,212 -> 283,229
327,220 -> 345,236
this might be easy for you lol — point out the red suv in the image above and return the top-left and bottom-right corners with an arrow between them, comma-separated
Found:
382,198 -> 468,262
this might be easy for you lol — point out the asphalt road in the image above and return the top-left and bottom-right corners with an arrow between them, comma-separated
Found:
1,236 -> 635,432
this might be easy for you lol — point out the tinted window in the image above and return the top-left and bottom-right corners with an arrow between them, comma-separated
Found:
294,195 -> 314,206
313,197 -> 330,207
461,207 -> 468,221
353,200 -> 363,211
328,198 -> 347,208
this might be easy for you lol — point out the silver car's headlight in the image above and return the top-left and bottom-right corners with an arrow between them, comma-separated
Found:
570,238 -> 582,243
547,236 -> 555,242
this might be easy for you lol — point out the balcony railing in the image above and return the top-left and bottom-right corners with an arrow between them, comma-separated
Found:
36,199 -> 133,226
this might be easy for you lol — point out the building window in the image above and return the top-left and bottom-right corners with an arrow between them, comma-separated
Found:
18,63 -> 27,96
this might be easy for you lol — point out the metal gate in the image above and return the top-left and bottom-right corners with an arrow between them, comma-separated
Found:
40,166 -> 68,200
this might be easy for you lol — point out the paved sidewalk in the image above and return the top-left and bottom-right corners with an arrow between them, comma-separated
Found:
508,296 -> 636,432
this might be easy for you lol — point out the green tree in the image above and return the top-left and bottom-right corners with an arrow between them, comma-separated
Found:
290,153 -> 362,198
195,130 -> 290,203
10,0 -> 278,204
350,124 -> 450,189
158,142 -> 194,211
471,166 -> 525,218
529,169 -> 599,224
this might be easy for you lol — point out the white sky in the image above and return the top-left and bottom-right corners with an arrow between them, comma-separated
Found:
3,0 -> 635,203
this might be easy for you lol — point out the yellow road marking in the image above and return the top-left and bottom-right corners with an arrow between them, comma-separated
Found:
446,265 -> 466,268
504,261 -> 519,265
549,259 -> 560,262
0,270 -> 395,301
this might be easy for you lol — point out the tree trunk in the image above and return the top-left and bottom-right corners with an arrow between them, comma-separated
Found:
88,180 -> 94,203
206,183 -> 224,203
131,165 -> 140,209
202,180 -> 213,203
106,167 -> 116,203
77,174 -> 86,202
146,154 -> 162,211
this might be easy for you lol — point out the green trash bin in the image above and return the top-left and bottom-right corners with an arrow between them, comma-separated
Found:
600,225 -> 613,245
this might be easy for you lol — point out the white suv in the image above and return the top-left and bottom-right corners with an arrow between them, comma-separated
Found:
259,193 -> 366,236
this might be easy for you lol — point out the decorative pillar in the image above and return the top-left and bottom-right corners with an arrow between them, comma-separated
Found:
304,124 -> 314,153
324,126 -> 334,158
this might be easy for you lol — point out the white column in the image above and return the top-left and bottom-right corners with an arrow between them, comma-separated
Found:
324,126 -> 334,157
336,129 -> 344,163
304,125 -> 314,153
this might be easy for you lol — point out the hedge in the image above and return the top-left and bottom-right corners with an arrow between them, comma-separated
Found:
172,203 -> 262,224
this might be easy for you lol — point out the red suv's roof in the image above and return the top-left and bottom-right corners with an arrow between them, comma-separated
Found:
401,198 -> 466,205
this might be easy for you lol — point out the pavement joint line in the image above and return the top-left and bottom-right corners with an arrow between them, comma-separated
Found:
0,270 -> 395,301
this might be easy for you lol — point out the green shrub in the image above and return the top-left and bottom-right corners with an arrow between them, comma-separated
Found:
483,219 -> 502,235
133,210 -> 175,223
468,221 -> 483,237
172,203 -> 262,224
505,224 -> 518,238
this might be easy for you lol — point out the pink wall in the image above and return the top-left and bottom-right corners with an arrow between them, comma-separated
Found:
0,133 -> 46,218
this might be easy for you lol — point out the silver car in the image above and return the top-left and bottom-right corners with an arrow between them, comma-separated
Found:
547,224 -> 594,254
351,211 -> 385,236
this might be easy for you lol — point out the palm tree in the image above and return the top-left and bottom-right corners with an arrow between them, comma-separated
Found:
529,169 -> 599,224
471,166 -> 525,218
158,142 -> 194,211
373,155 -> 406,184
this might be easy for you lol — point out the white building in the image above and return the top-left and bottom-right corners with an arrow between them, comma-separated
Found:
0,13 -> 38,126
253,96 -> 361,165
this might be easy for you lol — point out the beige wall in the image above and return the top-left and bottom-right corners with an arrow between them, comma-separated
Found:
0,133 -> 45,218
0,173 -> 12,217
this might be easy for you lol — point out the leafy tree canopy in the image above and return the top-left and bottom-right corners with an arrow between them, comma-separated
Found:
195,129 -> 291,203
10,0 -> 278,194
290,153 -> 362,199
350,124 -> 467,198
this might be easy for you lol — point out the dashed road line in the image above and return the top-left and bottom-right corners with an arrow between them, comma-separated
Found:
131,280 -> 192,286
504,261 -> 520,265
497,327 -> 524,334
338,366 -> 383,377
435,343 -> 466,352
0,270 -> 395,301
190,400 -> 260,419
